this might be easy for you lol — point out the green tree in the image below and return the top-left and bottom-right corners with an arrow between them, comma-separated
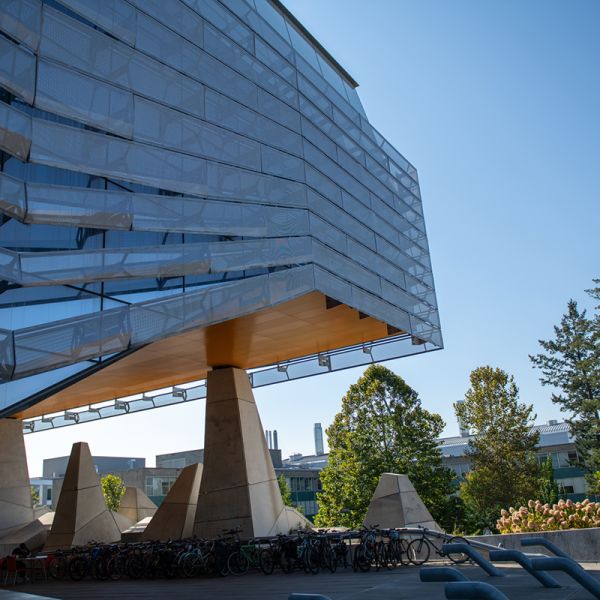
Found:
30,486 -> 40,507
587,471 -> 600,499
278,474 -> 293,507
529,283 -> 600,489
101,474 -> 125,511
537,456 -> 559,505
455,366 -> 541,531
314,364 -> 455,530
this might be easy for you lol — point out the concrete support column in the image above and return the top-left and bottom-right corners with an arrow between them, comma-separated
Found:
0,419 -> 34,537
194,367 -> 304,538
45,442 -> 121,550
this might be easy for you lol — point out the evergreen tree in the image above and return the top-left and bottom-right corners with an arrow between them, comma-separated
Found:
455,366 -> 541,530
315,364 -> 455,530
530,283 -> 600,489
537,455 -> 559,505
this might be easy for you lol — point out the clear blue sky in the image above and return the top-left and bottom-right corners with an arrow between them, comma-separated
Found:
24,0 -> 599,475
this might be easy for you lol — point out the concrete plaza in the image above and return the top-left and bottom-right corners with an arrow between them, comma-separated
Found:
3,564 -> 600,600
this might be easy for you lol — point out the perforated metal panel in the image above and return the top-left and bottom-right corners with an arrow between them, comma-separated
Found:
0,0 -> 442,417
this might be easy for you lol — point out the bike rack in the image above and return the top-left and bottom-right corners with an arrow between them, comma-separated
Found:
442,544 -> 505,577
520,537 -> 570,559
444,582 -> 509,600
530,557 -> 600,599
397,526 -> 506,554
420,566 -> 470,582
488,549 -> 560,588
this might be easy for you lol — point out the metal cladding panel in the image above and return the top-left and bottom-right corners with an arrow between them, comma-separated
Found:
0,0 -> 442,416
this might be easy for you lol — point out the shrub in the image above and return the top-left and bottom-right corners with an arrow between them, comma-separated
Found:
497,498 -> 600,533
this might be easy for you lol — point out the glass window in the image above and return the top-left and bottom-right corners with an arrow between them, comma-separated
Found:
254,0 -> 289,41
183,0 -> 254,53
286,21 -> 320,73
128,0 -> 204,49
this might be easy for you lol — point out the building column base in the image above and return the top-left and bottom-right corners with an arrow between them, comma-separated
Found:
0,419 -> 35,538
194,367 -> 308,538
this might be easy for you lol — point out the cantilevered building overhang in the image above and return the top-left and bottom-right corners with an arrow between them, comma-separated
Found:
0,0 -> 441,424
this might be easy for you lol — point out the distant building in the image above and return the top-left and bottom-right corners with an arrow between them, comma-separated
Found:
314,423 -> 325,456
30,476 -> 53,507
156,448 -> 282,469
440,420 -> 587,500
43,455 -> 145,479
114,467 -> 180,506
155,450 -> 205,469
278,452 -> 329,519
43,454 -> 146,509
275,468 -> 321,519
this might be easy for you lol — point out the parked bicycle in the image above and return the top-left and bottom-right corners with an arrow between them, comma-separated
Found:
405,526 -> 469,565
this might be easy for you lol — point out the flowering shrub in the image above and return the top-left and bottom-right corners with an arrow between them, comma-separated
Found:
497,499 -> 600,533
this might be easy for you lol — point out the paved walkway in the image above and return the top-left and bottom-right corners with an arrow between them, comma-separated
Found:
3,564 -> 600,600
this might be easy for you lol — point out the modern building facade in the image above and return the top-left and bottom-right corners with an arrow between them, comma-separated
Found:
42,455 -> 145,479
0,0 -> 440,429
30,476 -> 53,507
440,420 -> 588,501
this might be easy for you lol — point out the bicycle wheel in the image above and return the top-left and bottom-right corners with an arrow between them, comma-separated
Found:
398,539 -> 411,565
217,553 -> 229,577
125,555 -> 145,579
259,549 -> 275,575
308,546 -> 320,575
68,556 -> 88,581
381,543 -> 395,570
446,536 -> 470,564
374,541 -> 388,571
48,556 -> 67,580
227,551 -> 249,576
92,557 -> 109,580
407,539 -> 430,566
181,553 -> 200,578
322,545 -> 337,573
279,550 -> 296,575
353,544 -> 371,572
387,540 -> 400,569
107,555 -> 124,580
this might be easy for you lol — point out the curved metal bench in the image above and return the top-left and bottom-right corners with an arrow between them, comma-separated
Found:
530,557 -> 600,599
488,549 -> 560,588
520,537 -> 570,559
442,543 -> 505,577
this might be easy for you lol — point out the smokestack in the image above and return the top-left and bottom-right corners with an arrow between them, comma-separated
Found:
273,430 -> 278,450
265,429 -> 269,446
268,430 -> 273,449
314,423 -> 324,456
456,400 -> 469,437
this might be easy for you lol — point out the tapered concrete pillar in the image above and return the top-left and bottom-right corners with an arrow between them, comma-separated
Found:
118,487 -> 157,524
141,463 -> 202,540
0,419 -> 35,537
363,473 -> 440,530
45,442 -> 121,550
194,367 -> 310,538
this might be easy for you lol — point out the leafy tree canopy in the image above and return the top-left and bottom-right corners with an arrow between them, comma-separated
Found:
278,474 -> 293,507
315,364 -> 455,530
101,474 -> 125,512
455,366 -> 541,529
30,486 -> 40,507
